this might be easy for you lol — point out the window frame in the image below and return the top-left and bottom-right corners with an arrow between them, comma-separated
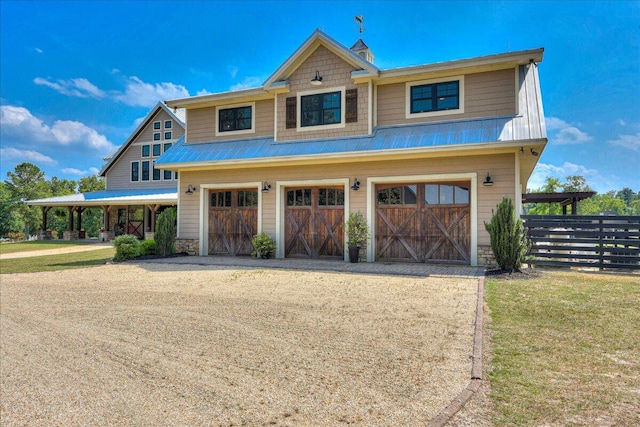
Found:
130,161 -> 140,182
405,76 -> 464,119
153,121 -> 161,130
296,86 -> 346,132
164,131 -> 172,140
141,160 -> 150,181
153,132 -> 161,141
152,143 -> 161,157
214,102 -> 255,137
141,145 -> 150,157
164,120 -> 172,129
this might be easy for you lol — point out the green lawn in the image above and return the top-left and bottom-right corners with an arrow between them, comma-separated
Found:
0,248 -> 114,274
487,270 -> 640,426
0,240 -> 94,254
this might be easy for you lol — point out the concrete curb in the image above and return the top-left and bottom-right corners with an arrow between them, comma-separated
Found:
428,275 -> 485,427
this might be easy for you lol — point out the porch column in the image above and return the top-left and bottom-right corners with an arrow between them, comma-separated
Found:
68,206 -> 75,230
77,207 -> 84,231
42,206 -> 51,230
102,206 -> 110,230
149,204 -> 161,232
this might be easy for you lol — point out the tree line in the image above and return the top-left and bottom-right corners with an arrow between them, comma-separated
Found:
525,175 -> 640,216
0,163 -> 105,239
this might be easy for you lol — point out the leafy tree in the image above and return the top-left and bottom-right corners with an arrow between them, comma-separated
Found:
4,163 -> 49,235
616,187 -> 636,207
78,175 -> 105,193
579,193 -> 630,215
485,197 -> 530,272
562,175 -> 592,192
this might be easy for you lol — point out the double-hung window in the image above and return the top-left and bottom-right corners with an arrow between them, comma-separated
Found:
131,162 -> 139,182
406,76 -> 464,118
216,103 -> 255,135
301,91 -> 341,127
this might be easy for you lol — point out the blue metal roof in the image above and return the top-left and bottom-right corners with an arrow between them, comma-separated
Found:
156,113 -> 541,168
28,188 -> 177,206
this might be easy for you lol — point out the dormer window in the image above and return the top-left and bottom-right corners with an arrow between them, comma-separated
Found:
296,86 -> 346,131
406,76 -> 464,119
215,102 -> 255,136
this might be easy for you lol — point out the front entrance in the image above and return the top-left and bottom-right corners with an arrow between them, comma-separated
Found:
375,182 -> 470,264
284,187 -> 345,259
208,190 -> 258,256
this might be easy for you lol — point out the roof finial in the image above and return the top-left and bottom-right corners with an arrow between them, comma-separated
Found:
354,15 -> 365,35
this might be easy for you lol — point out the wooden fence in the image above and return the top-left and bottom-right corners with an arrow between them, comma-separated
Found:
522,215 -> 640,271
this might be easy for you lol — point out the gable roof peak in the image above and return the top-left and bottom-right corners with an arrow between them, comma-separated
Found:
350,38 -> 374,64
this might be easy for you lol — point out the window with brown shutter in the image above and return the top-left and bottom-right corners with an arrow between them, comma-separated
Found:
286,97 -> 296,129
345,89 -> 358,123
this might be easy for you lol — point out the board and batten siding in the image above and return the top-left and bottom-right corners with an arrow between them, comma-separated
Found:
105,109 -> 184,190
376,68 -> 516,127
176,152 -> 515,249
186,99 -> 274,143
276,45 -> 370,142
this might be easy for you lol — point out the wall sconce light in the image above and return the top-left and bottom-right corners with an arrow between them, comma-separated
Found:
519,147 -> 524,154
261,182 -> 271,193
310,71 -> 323,86
351,178 -> 360,191
483,174 -> 494,187
530,148 -> 539,157
185,184 -> 197,195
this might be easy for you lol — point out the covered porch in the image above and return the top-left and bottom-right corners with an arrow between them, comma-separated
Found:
27,188 -> 177,241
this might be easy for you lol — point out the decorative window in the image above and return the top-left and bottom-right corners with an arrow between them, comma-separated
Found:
286,189 -> 312,207
301,91 -> 341,127
216,103 -> 255,136
141,145 -> 150,157
153,133 -> 161,141
164,131 -> 172,140
141,161 -> 150,181
163,169 -> 173,180
164,120 -> 172,129
152,163 -> 161,181
152,144 -> 161,156
210,191 -> 232,208
406,76 -> 464,118
153,121 -> 161,130
131,162 -> 139,182
425,184 -> 469,205
376,185 -> 417,205
318,188 -> 345,206
237,191 -> 258,207
163,142 -> 172,152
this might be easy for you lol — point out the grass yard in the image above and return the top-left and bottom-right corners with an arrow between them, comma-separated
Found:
0,240 -> 94,254
486,269 -> 640,426
0,248 -> 114,274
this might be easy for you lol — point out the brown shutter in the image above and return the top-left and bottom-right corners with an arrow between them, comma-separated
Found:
345,89 -> 358,123
286,97 -> 296,129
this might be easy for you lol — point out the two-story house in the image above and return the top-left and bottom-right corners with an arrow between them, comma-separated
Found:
157,29 -> 546,266
28,102 -> 184,240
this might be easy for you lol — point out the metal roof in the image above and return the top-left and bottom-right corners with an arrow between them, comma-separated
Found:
27,188 -> 177,207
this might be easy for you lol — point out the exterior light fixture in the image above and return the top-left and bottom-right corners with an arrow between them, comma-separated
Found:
530,148 -> 539,157
519,147 -> 524,154
351,178 -> 360,191
483,174 -> 494,187
261,182 -> 271,192
310,71 -> 323,86
185,184 -> 197,194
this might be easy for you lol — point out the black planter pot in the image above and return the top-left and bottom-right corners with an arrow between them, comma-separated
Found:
348,246 -> 360,263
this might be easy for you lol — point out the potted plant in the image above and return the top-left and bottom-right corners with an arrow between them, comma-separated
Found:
346,211 -> 370,263
252,231 -> 276,259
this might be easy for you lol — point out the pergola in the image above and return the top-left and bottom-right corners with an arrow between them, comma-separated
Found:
522,191 -> 596,215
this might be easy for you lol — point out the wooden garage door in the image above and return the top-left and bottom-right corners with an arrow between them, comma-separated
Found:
208,190 -> 258,256
376,183 -> 470,264
285,187 -> 345,259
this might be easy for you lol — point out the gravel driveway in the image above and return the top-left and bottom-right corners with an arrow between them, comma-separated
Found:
1,262 -> 478,426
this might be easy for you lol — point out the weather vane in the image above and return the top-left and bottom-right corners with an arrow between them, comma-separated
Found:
354,15 -> 365,35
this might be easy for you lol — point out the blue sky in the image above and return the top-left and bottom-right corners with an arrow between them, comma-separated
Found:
1,0 -> 638,193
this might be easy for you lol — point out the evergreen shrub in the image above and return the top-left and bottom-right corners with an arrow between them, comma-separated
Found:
113,235 -> 141,261
155,208 -> 177,257
484,197 -> 530,272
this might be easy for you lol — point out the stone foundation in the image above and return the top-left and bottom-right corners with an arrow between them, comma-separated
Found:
175,239 -> 199,255
477,245 -> 496,267
63,230 -> 79,240
38,230 -> 53,240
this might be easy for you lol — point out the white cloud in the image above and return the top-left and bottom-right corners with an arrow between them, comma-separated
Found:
34,48 -> 43,54
228,66 -> 239,79
89,167 -> 100,175
229,76 -> 262,91
545,116 -> 592,145
0,147 -> 57,165
34,77 -> 106,99
61,168 -> 87,175
617,119 -> 626,127
114,76 -> 190,107
0,105 -> 115,152
196,89 -> 212,96
528,161 -> 598,191
607,132 -> 640,152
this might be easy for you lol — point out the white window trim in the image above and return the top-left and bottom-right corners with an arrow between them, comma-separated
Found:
152,143 -> 162,157
153,132 -> 161,141
141,160 -> 150,182
130,161 -> 140,183
151,161 -> 161,181
405,75 -> 465,119
164,120 -> 172,129
153,121 -> 161,130
163,131 -> 172,140
215,102 -> 256,137
297,86 -> 346,132
141,144 -> 150,158
366,173 -> 477,266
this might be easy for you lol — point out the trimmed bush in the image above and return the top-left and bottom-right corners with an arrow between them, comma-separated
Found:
155,207 -> 177,257
251,231 -> 276,259
139,239 -> 156,256
484,197 -> 530,272
113,235 -> 141,261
